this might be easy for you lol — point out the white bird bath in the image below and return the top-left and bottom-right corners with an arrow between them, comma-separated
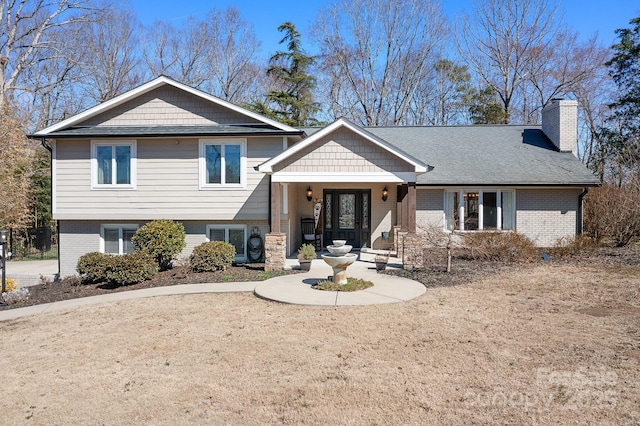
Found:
321,240 -> 357,285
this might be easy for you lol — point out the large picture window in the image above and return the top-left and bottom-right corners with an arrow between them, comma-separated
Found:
444,190 -> 515,231
199,139 -> 246,188
101,224 -> 138,255
92,141 -> 136,188
206,224 -> 247,261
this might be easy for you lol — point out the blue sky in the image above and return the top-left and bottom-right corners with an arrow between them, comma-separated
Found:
130,0 -> 640,58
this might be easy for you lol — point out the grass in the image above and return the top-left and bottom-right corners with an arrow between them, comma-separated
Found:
0,263 -> 638,424
313,277 -> 374,291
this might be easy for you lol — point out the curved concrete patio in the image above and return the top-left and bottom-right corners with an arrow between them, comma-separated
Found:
255,257 -> 426,306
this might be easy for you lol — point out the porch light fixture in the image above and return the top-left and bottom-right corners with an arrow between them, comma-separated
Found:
0,229 -> 7,294
382,186 -> 388,202
306,186 -> 313,202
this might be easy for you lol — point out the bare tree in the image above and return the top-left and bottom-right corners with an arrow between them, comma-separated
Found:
142,18 -> 210,88
313,0 -> 448,126
141,7 -> 265,104
72,4 -> 142,103
457,0 -> 559,123
0,0 -> 102,108
202,7 -> 262,103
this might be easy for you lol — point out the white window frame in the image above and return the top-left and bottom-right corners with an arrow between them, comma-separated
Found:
91,140 -> 137,189
199,139 -> 247,189
100,224 -> 139,255
206,224 -> 247,261
443,189 -> 516,232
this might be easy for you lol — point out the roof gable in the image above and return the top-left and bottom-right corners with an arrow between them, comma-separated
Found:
258,118 -> 428,174
34,76 -> 298,136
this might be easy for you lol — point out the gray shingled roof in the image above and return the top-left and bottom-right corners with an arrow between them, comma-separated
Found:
39,125 -> 303,138
302,125 -> 599,186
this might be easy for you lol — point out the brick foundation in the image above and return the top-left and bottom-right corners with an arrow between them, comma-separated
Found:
264,232 -> 287,272
402,232 -> 424,270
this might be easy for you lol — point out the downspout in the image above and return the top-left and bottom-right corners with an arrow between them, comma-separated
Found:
41,138 -> 60,279
577,187 -> 588,235
268,175 -> 273,232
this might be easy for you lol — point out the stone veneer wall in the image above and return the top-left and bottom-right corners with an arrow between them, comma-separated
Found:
402,232 -> 424,269
264,233 -> 287,271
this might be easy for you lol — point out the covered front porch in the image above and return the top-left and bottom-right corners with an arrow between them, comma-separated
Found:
258,118 -> 428,271
271,181 -> 420,256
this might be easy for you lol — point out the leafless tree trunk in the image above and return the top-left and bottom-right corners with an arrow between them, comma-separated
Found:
142,18 -> 209,88
141,7 -> 265,104
457,0 -> 558,124
0,0 -> 101,108
71,5 -> 142,104
313,0 -> 447,126
202,7 -> 263,103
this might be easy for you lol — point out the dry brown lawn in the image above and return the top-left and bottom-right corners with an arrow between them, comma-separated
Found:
1,263 -> 638,425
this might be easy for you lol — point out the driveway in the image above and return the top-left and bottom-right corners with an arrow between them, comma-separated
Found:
5,259 -> 58,287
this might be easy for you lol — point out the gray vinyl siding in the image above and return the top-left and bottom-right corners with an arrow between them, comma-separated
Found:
54,137 -> 283,221
416,188 -> 445,229
81,85 -> 261,127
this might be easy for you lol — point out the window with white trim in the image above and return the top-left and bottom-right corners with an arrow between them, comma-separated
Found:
91,141 -> 136,188
444,190 -> 515,231
101,224 -> 138,255
199,139 -> 246,188
206,224 -> 247,261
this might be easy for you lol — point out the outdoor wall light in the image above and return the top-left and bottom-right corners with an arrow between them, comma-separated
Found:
306,186 -> 313,202
382,186 -> 388,202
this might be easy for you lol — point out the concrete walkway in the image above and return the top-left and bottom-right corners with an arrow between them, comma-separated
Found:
0,256 -> 426,322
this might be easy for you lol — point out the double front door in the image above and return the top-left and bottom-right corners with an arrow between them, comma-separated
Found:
323,189 -> 371,248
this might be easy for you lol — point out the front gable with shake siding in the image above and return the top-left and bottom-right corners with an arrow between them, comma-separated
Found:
32,77 -> 600,277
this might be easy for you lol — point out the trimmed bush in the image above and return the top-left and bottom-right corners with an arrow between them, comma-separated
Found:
131,220 -> 186,270
463,231 -> 538,263
190,241 -> 236,272
77,251 -> 158,285
103,252 -> 158,286
77,252 -> 112,283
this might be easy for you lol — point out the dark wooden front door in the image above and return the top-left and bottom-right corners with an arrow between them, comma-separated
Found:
323,189 -> 371,248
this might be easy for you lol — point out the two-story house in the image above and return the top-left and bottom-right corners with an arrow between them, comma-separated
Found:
32,76 -> 599,277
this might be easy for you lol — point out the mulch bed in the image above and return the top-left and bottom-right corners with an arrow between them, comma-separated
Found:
0,264 -> 301,311
2,246 -> 638,311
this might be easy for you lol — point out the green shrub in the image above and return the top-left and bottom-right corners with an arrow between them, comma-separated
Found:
77,252 -> 112,283
103,252 -> 158,286
190,241 -> 236,272
298,243 -> 316,260
77,251 -> 158,285
463,231 -> 538,263
131,220 -> 186,270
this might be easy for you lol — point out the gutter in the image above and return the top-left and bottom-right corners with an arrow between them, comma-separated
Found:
40,138 -> 60,280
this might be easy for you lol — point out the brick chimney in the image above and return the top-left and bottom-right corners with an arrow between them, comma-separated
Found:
542,99 -> 578,156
